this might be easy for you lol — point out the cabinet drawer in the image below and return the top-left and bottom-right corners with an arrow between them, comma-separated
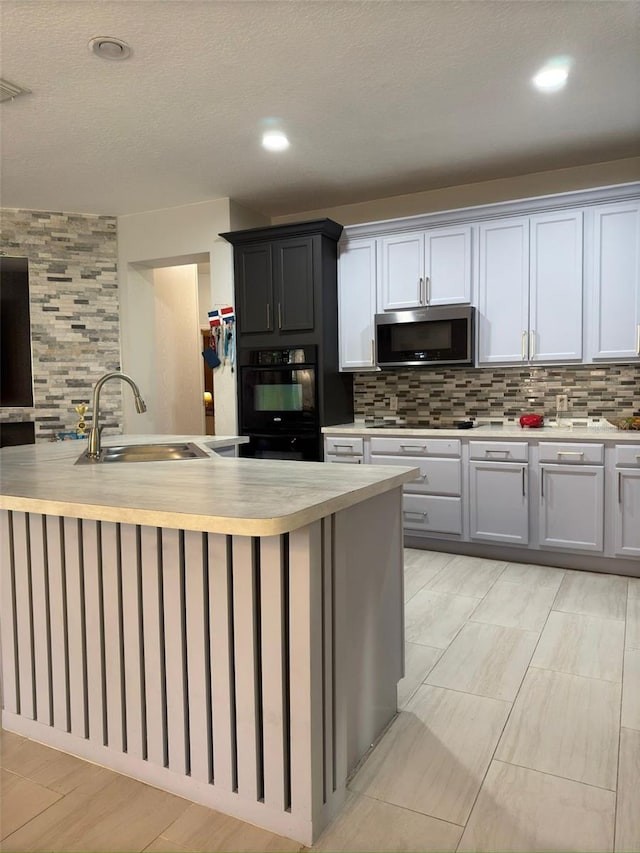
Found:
325,454 -> 362,464
402,494 -> 462,535
369,436 -> 461,457
615,445 -> 640,467
469,441 -> 529,462
538,442 -> 604,464
370,454 -> 461,495
325,436 -> 364,456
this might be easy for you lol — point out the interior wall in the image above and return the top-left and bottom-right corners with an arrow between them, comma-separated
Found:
0,208 -> 121,441
271,156 -> 640,226
153,265 -> 204,435
118,197 -> 267,437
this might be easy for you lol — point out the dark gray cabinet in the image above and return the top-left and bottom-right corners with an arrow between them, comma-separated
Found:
221,219 -> 342,345
220,219 -> 354,429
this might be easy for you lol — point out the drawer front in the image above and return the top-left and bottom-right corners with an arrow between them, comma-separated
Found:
325,454 -> 363,464
538,442 -> 604,464
370,454 -> 461,495
325,436 -> 364,456
469,441 -> 529,462
615,445 -> 640,467
369,436 -> 461,457
402,494 -> 462,535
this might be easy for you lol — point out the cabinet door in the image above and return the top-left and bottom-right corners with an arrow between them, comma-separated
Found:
378,232 -> 424,311
273,237 -> 314,332
469,461 -> 529,544
424,225 -> 472,306
236,244 -> 273,334
338,238 -> 377,370
615,468 -> 640,557
539,464 -> 604,551
478,218 -> 529,364
529,211 -> 583,362
590,202 -> 640,360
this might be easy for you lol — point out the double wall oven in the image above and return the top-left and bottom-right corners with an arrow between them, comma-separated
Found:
238,346 -> 321,461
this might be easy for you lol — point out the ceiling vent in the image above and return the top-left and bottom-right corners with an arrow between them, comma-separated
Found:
0,78 -> 32,103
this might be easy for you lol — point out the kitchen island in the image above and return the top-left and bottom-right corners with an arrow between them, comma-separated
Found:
0,436 -> 417,845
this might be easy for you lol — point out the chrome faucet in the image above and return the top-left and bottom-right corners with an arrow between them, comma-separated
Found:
86,372 -> 147,460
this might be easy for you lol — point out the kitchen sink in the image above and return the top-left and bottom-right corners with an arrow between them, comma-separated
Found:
76,441 -> 210,464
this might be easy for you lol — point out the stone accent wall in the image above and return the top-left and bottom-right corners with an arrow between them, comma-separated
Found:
355,363 -> 640,426
1,209 -> 121,441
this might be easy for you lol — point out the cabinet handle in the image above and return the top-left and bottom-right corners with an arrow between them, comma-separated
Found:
403,510 -> 428,519
556,451 -> 584,458
266,303 -> 271,328
485,448 -> 510,456
541,467 -> 544,498
618,471 -> 622,503
522,330 -> 527,360
278,303 -> 282,329
400,444 -> 426,451
419,277 -> 424,305
334,444 -> 355,451
530,330 -> 535,359
637,324 -> 640,356
522,467 -> 526,497
416,473 -> 428,482
371,339 -> 375,364
425,276 -> 431,304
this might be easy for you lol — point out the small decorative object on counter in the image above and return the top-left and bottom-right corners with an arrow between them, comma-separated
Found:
455,420 -> 475,429
519,414 -> 544,428
74,402 -> 88,435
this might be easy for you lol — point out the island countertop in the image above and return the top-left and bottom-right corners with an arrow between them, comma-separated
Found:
0,435 -> 418,536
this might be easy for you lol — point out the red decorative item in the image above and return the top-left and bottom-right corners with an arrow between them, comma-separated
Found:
520,414 -> 544,428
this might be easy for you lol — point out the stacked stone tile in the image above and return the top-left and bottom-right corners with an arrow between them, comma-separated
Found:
1,209 -> 121,441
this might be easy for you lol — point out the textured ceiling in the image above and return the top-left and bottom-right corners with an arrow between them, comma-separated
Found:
1,0 -> 639,217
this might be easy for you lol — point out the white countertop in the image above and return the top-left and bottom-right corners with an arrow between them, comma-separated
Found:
322,422 -> 640,443
0,435 -> 417,536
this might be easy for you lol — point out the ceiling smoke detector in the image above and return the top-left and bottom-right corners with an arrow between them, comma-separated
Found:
0,78 -> 32,103
88,36 -> 132,60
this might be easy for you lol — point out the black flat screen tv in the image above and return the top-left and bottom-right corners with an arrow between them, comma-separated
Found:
0,256 -> 34,407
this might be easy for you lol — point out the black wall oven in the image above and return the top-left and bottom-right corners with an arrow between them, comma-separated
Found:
238,346 -> 321,461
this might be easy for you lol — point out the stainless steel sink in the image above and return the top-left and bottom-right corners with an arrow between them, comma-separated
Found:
76,442 -> 210,464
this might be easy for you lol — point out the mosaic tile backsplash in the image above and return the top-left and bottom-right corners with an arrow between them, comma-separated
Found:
354,364 -> 640,426
1,209 -> 122,441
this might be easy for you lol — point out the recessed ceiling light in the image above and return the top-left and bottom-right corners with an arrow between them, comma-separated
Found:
88,36 -> 132,61
262,130 -> 290,152
533,58 -> 571,92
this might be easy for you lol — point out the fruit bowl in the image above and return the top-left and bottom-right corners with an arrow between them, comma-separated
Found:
606,417 -> 640,431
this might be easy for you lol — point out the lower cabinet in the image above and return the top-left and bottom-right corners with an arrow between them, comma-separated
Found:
615,467 -> 640,557
539,464 -> 604,552
469,460 -> 529,544
402,493 -> 462,535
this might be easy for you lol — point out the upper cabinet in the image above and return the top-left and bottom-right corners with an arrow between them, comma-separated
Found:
338,238 -> 377,371
588,202 -> 640,361
378,225 -> 472,311
337,183 -> 640,372
221,219 -> 343,347
478,210 -> 583,365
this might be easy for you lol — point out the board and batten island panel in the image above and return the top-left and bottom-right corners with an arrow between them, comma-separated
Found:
0,437 -> 416,844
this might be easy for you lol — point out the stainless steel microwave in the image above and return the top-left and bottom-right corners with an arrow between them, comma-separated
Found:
375,305 -> 474,368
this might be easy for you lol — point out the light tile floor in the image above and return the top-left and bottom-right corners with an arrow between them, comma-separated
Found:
2,549 -> 639,852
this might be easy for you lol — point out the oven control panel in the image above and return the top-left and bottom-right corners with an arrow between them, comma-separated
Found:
243,346 -> 316,366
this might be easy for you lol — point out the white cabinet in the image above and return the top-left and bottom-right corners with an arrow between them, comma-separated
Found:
539,464 -> 604,552
589,202 -> 640,361
369,436 -> 462,537
469,458 -> 529,545
614,444 -> 640,558
338,238 -> 377,371
615,468 -> 640,557
324,435 -> 364,463
478,211 -> 583,364
378,226 -> 471,311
